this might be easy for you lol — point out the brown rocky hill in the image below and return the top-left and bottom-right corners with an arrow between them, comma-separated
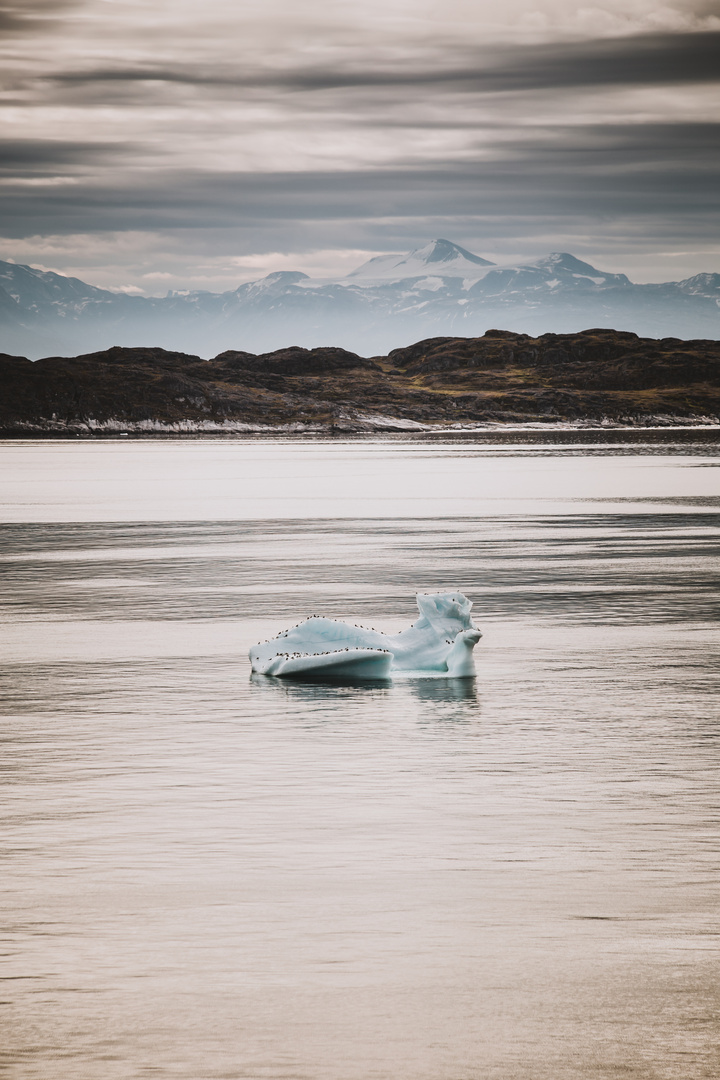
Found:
1,329 -> 718,433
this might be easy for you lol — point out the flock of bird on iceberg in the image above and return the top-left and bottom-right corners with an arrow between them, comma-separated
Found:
249,591 -> 482,679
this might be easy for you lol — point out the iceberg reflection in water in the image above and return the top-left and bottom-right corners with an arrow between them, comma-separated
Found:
250,671 -> 481,706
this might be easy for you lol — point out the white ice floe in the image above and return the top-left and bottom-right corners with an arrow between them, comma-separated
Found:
249,591 -> 482,679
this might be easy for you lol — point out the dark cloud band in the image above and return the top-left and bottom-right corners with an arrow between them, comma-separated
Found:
0,0 -> 79,34
0,122 -> 717,239
48,30 -> 720,98
0,139 -> 134,175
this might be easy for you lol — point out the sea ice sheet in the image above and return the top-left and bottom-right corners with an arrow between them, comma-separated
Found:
249,592 -> 482,678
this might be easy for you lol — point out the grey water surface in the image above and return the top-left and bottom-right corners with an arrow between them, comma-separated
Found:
1,438 -> 719,1080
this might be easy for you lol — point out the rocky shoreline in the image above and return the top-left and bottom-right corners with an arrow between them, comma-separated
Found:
2,328 -> 718,436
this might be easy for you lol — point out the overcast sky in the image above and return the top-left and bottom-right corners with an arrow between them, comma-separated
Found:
0,0 -> 718,293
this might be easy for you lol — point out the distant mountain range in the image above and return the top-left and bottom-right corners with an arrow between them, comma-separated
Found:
1,239 -> 719,359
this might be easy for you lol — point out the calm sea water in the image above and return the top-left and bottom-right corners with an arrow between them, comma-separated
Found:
1,438 -> 719,1080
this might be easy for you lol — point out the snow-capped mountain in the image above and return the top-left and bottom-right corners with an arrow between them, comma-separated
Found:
0,261 -> 108,310
0,240 -> 718,359
676,273 -> 720,298
345,239 -> 495,281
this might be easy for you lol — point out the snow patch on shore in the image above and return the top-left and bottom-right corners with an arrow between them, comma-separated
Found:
4,413 -> 720,436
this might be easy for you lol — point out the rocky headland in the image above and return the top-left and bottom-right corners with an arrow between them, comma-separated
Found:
1,328 -> 719,435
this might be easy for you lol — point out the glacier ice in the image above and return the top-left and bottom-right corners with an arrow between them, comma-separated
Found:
249,591 -> 482,679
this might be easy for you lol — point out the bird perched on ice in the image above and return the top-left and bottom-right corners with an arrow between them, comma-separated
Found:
249,591 -> 482,679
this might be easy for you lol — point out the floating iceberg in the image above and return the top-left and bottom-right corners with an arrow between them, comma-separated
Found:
249,591 -> 482,679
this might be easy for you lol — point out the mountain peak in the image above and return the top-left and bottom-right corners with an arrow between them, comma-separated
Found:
525,252 -> 631,286
236,270 -> 310,295
347,240 -> 495,281
411,239 -> 494,267
534,252 -> 605,274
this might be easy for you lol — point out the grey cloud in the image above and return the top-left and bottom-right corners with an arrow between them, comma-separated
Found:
499,122 -> 720,159
0,0 -> 81,34
46,30 -> 720,101
264,30 -> 720,93
689,0 -> 720,16
499,30 -> 720,91
0,138 -> 139,176
0,121 -> 716,238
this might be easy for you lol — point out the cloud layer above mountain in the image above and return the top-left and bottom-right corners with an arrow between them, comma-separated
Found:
0,0 -> 718,293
